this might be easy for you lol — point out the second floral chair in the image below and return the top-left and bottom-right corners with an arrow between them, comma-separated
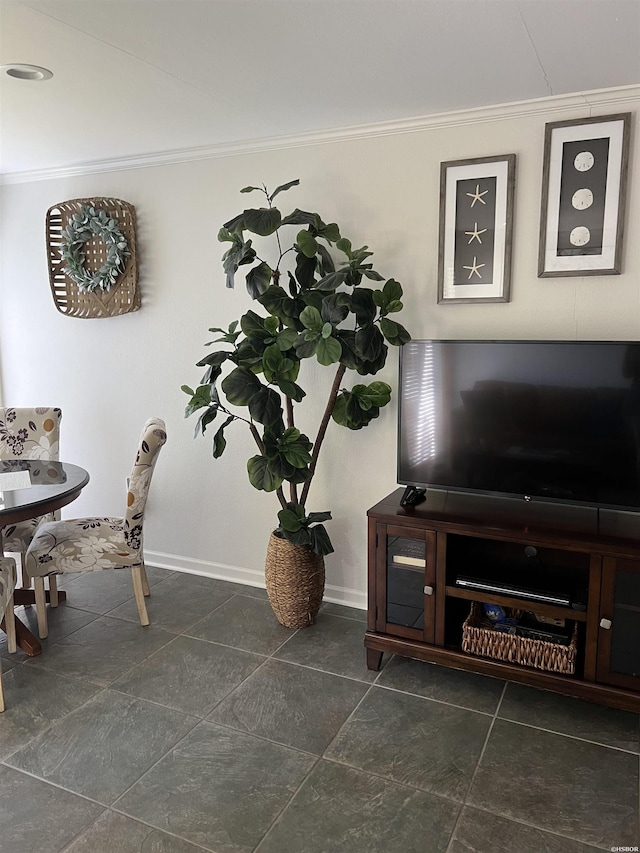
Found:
25,417 -> 167,639
0,407 -> 62,589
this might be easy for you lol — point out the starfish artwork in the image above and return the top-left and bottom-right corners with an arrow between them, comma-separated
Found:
465,222 -> 487,244
463,256 -> 485,280
466,184 -> 489,207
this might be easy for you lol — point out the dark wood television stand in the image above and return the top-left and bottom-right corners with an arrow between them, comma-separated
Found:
365,489 -> 640,712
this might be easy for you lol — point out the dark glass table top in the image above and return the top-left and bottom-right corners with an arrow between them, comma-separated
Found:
0,460 -> 90,522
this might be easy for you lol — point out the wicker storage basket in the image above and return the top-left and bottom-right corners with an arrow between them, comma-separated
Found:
265,532 -> 325,628
462,602 -> 578,675
45,197 -> 140,319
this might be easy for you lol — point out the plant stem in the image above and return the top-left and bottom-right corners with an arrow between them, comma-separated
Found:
300,363 -> 346,507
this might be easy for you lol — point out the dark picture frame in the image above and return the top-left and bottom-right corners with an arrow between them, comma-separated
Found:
538,113 -> 630,277
437,154 -> 516,304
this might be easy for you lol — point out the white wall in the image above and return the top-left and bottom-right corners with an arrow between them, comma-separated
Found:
1,89 -> 638,607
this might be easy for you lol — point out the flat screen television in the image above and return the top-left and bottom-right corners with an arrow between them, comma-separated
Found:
398,340 -> 640,511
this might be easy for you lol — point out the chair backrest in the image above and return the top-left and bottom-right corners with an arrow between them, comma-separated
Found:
0,407 -> 62,461
123,417 -> 167,550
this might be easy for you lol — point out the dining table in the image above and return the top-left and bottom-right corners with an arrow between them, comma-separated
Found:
0,459 -> 90,655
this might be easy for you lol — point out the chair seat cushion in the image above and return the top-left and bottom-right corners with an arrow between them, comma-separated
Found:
26,517 -> 141,577
2,514 -> 54,554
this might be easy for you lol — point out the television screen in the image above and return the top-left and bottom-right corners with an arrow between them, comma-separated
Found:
398,340 -> 640,510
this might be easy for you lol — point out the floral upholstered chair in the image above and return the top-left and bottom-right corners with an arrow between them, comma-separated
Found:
26,418 -> 167,639
0,407 -> 63,587
0,557 -> 17,712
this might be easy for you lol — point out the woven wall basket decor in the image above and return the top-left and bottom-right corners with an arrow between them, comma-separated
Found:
46,197 -> 140,319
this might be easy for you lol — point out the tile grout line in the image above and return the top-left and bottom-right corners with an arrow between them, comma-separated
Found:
444,680 -> 508,853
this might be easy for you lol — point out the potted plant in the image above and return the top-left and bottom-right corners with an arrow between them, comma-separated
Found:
183,179 -> 410,627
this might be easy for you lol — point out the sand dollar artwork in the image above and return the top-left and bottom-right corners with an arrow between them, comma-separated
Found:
570,226 -> 591,247
572,188 -> 594,210
574,151 -> 595,172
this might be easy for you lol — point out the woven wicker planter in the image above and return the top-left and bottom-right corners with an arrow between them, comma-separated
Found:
265,532 -> 325,628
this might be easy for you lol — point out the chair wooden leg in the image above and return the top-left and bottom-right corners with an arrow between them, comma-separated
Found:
140,564 -> 150,597
20,558 -> 32,607
5,596 -> 16,654
49,575 -> 59,607
34,577 -> 48,639
131,566 -> 150,627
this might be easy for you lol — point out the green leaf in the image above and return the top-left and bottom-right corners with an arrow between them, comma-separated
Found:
293,335 -> 317,359
245,261 -> 272,299
279,208 -> 317,227
223,212 -> 246,234
383,278 -> 403,303
276,328 -> 297,351
317,245 -> 335,276
352,381 -> 392,409
363,269 -> 384,281
386,299 -> 403,313
351,288 -> 377,325
194,406 -> 218,437
316,336 -> 342,366
217,227 -> 237,243
241,310 -> 271,340
295,252 -> 317,288
248,386 -> 283,427
276,379 -> 305,402
196,350 -> 229,368
247,455 -> 283,492
221,367 -> 261,406
262,343 -> 284,376
212,415 -> 235,458
336,237 -> 352,256
269,179 -> 300,201
355,325 -> 384,361
282,527 -> 312,548
181,385 -> 194,396
380,317 -> 411,346
258,285 -> 299,321
309,524 -> 334,556
307,511 -> 332,524
243,208 -> 281,236
321,293 -> 349,326
277,508 -> 303,532
300,305 -> 323,333
297,229 -> 319,259
321,322 -> 332,340
222,239 -> 256,288
240,186 -> 263,194
281,442 -> 312,469
314,270 -> 348,291
184,384 -> 214,417
356,343 -> 388,376
316,222 -> 340,243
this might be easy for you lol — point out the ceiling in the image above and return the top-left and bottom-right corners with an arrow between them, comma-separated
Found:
1,0 -> 639,177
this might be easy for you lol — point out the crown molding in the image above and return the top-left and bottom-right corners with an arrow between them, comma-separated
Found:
2,84 -> 638,186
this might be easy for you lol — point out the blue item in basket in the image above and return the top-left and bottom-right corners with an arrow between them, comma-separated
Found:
482,603 -> 507,623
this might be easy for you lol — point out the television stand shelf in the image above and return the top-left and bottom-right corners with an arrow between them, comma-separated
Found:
365,489 -> 640,712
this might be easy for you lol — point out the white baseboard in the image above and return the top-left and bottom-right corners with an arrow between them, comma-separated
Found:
144,549 -> 367,611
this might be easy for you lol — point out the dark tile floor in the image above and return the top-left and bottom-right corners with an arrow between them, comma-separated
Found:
0,567 -> 638,852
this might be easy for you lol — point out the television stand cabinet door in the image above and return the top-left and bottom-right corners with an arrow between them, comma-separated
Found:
366,519 -> 436,671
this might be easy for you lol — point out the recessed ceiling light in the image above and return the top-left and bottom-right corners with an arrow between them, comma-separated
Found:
1,64 -> 53,81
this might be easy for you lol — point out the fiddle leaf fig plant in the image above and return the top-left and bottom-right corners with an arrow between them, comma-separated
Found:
183,180 -> 411,555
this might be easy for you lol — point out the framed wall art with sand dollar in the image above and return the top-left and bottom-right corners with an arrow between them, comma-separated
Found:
437,154 -> 516,304
538,113 -> 631,277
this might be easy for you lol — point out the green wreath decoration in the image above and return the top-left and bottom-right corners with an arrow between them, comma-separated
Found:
60,205 -> 130,293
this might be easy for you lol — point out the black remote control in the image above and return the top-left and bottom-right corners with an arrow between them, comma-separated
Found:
400,486 -> 427,507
